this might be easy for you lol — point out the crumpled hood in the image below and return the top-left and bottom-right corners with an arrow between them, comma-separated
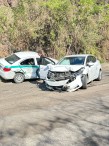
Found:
50,65 -> 84,72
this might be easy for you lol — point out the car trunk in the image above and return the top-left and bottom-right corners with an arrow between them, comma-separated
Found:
0,58 -> 10,69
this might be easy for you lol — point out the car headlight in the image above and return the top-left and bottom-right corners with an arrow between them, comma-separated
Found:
47,70 -> 51,78
75,67 -> 85,76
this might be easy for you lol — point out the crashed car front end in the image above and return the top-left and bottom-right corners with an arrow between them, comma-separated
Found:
45,68 -> 84,92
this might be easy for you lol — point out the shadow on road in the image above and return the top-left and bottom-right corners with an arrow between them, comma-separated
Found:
29,79 -> 49,91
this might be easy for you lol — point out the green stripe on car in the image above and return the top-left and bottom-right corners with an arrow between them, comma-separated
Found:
5,65 -> 39,69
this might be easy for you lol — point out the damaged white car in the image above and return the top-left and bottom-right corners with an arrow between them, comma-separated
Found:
45,54 -> 102,92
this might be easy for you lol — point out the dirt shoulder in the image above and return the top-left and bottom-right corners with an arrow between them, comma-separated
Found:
102,63 -> 109,71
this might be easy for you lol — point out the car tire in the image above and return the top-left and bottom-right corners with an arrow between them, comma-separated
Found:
96,70 -> 102,81
81,75 -> 87,89
14,73 -> 25,83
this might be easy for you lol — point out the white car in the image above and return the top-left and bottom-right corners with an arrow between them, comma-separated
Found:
45,54 -> 102,92
0,51 -> 57,83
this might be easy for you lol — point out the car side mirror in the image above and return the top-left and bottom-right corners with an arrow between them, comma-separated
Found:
87,62 -> 94,67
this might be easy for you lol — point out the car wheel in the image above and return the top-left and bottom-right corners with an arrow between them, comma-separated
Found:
96,70 -> 102,81
14,73 -> 25,83
81,75 -> 87,89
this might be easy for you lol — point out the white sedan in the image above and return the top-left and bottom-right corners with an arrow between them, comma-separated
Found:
0,51 -> 57,83
45,54 -> 102,92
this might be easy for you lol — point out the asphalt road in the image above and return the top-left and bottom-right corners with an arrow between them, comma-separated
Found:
0,64 -> 109,146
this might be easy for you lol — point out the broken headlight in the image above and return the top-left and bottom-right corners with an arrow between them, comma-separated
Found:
47,70 -> 54,79
74,67 -> 85,76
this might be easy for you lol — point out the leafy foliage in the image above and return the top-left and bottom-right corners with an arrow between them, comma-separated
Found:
0,0 -> 109,61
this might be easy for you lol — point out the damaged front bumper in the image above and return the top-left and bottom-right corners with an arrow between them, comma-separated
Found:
45,75 -> 82,92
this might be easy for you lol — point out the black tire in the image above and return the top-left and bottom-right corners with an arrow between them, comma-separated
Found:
81,75 -> 87,89
14,73 -> 25,83
96,70 -> 102,81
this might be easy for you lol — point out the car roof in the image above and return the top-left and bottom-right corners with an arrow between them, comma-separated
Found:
14,51 -> 40,58
64,54 -> 91,58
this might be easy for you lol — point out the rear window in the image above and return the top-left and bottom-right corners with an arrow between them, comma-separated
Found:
5,54 -> 20,64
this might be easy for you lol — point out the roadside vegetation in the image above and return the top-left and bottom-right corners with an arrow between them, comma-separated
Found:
0,0 -> 109,61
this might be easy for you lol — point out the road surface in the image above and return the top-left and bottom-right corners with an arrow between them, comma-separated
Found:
0,63 -> 109,146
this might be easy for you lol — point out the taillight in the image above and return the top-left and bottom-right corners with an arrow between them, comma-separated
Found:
3,67 -> 11,72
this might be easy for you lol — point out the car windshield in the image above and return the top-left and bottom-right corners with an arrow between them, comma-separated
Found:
58,56 -> 85,65
5,54 -> 20,64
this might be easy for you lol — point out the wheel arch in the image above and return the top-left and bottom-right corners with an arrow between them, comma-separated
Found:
82,73 -> 89,81
13,72 -> 25,83
14,71 -> 25,78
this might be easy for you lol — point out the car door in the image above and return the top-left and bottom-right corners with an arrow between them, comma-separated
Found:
20,58 -> 36,79
37,57 -> 55,79
90,56 -> 98,79
86,56 -> 95,82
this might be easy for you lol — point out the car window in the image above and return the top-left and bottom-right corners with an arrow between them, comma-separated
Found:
86,56 -> 91,64
91,56 -> 96,63
59,57 -> 85,65
36,58 -> 41,65
20,58 -> 35,65
36,57 -> 55,65
86,56 -> 96,64
42,58 -> 50,65
5,54 -> 20,64
44,58 -> 55,65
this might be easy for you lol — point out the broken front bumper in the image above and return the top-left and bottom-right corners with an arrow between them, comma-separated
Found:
45,75 -> 82,92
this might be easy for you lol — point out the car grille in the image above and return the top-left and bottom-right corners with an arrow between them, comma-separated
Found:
47,71 -> 75,81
